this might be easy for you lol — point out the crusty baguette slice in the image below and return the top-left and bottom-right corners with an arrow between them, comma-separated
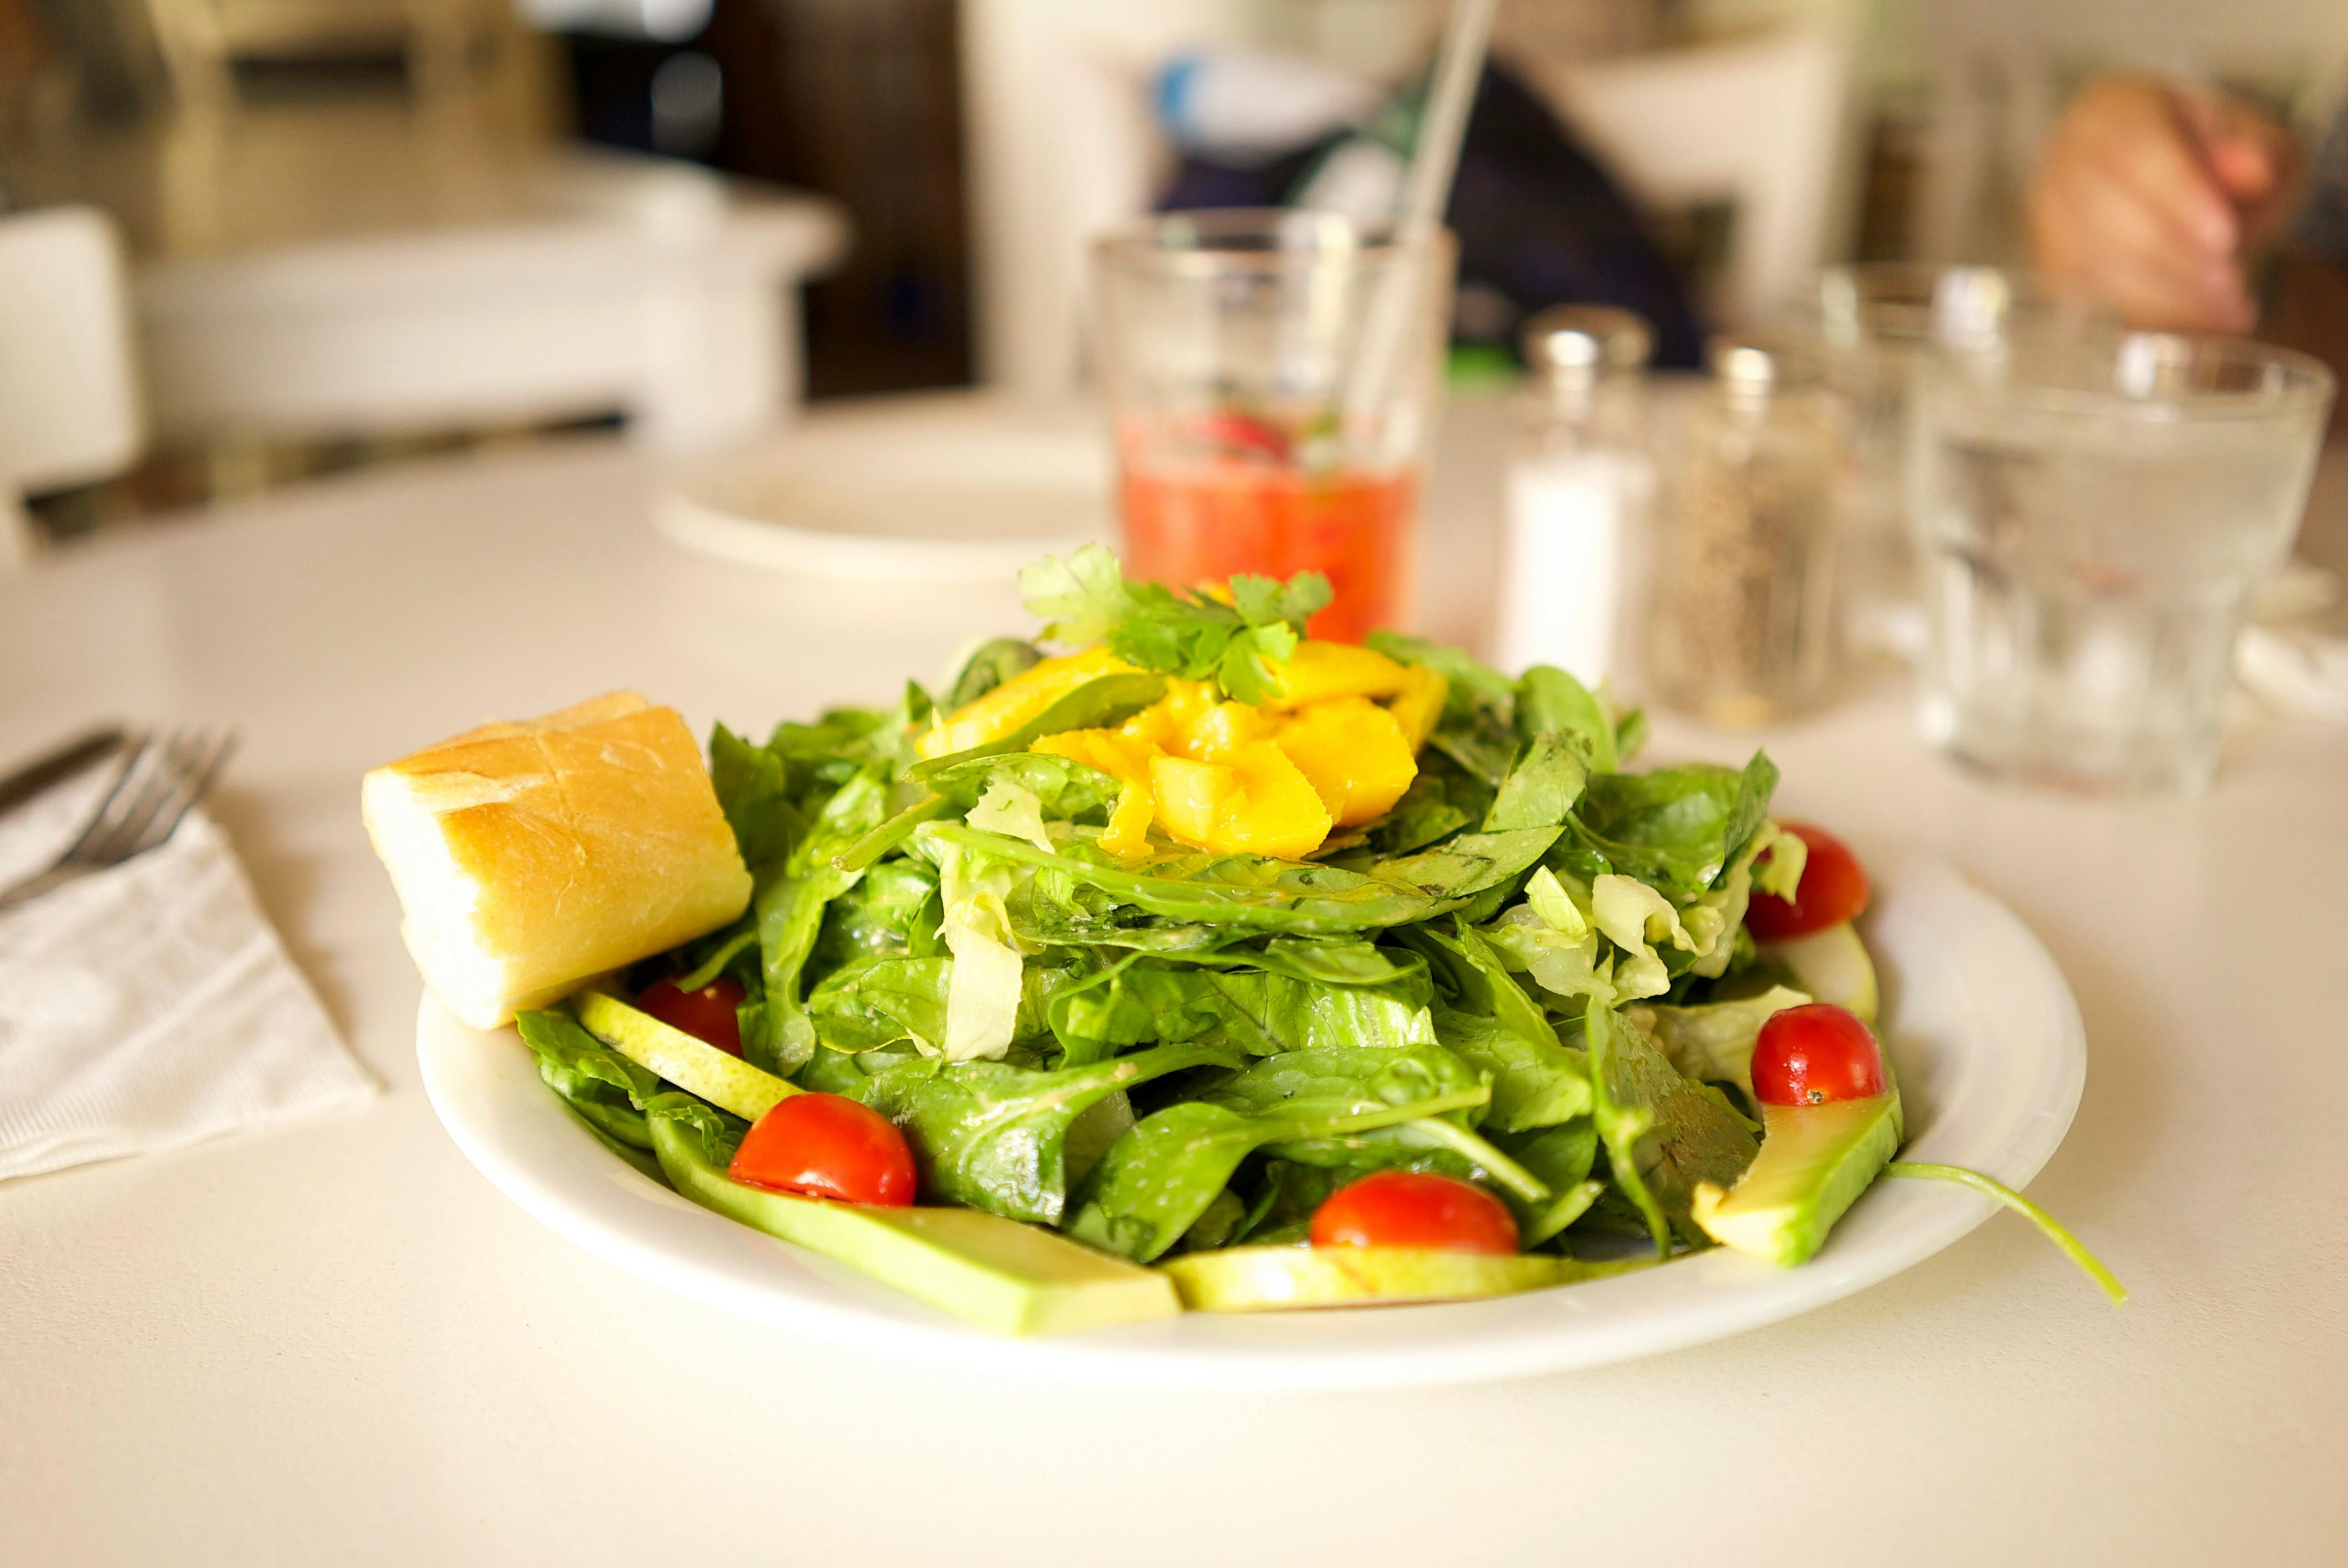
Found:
363,692 -> 751,1030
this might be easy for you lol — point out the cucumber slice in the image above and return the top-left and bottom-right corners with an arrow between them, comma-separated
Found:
649,1114 -> 1181,1335
1159,1245 -> 1637,1312
1691,1091 -> 1903,1266
574,990 -> 794,1122
1760,921 -> 1878,1025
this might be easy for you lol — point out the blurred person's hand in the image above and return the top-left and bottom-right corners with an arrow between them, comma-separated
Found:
2028,76 -> 2301,334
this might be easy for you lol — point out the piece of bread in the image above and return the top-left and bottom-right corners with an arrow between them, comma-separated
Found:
363,691 -> 753,1030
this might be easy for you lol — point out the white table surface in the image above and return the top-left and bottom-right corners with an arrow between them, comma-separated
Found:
4,393 -> 2346,1566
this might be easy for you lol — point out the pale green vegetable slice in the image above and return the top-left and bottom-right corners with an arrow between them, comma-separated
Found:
650,1112 -> 1180,1335
1160,1245 -> 1638,1312
574,990 -> 795,1122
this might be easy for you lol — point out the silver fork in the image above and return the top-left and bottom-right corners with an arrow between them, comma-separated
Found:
0,729 -> 237,912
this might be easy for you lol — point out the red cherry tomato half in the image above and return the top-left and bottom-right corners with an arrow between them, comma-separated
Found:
1745,822 -> 1871,941
729,1093 -> 917,1206
1192,410 -> 1293,461
1750,1003 -> 1887,1107
636,976 -> 748,1057
1310,1170 -> 1520,1255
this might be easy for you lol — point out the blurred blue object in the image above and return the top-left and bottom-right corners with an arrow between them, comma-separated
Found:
1152,49 -> 1384,167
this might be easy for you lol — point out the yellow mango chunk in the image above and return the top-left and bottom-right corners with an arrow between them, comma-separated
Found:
1275,698 -> 1418,827
1150,743 -> 1331,860
1099,782 -> 1157,860
1183,700 -> 1275,764
1119,678 -> 1218,753
1264,641 -> 1409,709
1031,727 -> 1155,783
919,647 -> 1138,759
1031,729 -> 1162,860
1213,742 -> 1336,858
1387,665 -> 1449,751
1147,755 -> 1233,847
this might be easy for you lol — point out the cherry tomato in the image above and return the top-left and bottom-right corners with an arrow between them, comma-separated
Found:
1192,410 -> 1292,462
1745,822 -> 1871,941
635,976 -> 746,1056
1310,1170 -> 1519,1255
729,1093 -> 917,1206
1750,1003 -> 1887,1107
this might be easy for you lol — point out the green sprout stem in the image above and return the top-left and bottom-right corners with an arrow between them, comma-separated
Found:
1405,1117 -> 1551,1205
1885,1162 -> 2128,1305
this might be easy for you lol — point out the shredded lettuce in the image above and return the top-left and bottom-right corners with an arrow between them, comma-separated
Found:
1590,874 -> 1697,1000
965,778 -> 1056,854
920,828 -> 1033,1063
1628,985 -> 1811,1098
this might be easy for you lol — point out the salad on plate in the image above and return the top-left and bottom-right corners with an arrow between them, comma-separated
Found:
497,548 -> 2119,1334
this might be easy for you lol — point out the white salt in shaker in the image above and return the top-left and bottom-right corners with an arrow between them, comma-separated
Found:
1496,306 -> 1655,687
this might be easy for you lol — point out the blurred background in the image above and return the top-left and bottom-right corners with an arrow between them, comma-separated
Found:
2,0 -> 2342,540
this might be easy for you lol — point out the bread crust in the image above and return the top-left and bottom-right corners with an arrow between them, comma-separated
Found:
363,692 -> 752,1028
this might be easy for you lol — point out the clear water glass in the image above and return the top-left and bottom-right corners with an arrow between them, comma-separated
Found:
1794,265 -> 2111,633
1909,333 -> 2335,794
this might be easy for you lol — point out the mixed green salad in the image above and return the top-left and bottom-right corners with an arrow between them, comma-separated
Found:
513,548 -> 2120,1334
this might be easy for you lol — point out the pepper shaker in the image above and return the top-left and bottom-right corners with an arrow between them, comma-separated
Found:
1647,333 -> 1839,726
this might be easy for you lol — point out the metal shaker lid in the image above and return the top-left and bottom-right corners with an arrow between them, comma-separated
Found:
1521,305 -> 1654,379
1707,331 -> 1825,393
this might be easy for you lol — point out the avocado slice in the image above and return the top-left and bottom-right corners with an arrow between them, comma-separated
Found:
1690,1091 -> 1903,1266
648,1113 -> 1181,1335
1758,921 -> 1878,1025
1159,1245 -> 1639,1312
575,990 -> 795,1122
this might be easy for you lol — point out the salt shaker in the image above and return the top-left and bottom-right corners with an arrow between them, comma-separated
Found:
1646,333 -> 1839,726
1495,306 -> 1655,687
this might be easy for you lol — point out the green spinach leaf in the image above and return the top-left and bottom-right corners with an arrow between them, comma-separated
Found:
855,1040 -> 1245,1224
943,637 -> 1044,710
922,822 -> 1559,933
1585,1003 -> 1758,1256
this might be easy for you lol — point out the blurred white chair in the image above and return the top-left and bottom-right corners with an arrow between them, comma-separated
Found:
1532,25 -> 1863,328
959,1 -> 1859,399
0,208 -> 145,571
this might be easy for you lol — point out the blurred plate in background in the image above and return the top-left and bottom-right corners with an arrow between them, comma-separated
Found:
657,395 -> 1113,582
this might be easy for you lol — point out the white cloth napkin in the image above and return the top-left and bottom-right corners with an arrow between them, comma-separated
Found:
0,764 -> 375,1180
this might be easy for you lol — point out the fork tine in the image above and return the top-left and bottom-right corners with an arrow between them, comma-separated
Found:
123,730 -> 235,858
75,735 -> 179,866
95,731 -> 207,864
58,734 -> 162,864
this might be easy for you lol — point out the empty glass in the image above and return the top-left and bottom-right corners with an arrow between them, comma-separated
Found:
1909,332 -> 2335,794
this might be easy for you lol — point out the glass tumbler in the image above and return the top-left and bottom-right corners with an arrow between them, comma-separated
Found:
1089,210 -> 1456,642
1798,265 -> 2112,633
1910,332 -> 2335,793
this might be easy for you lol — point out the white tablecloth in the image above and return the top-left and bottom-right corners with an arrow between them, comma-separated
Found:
2,395 -> 2344,1566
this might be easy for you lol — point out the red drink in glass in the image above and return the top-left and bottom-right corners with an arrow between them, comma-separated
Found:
1091,212 -> 1454,637
1121,461 -> 1417,643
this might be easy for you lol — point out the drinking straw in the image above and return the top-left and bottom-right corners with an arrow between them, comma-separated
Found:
1341,0 -> 1498,437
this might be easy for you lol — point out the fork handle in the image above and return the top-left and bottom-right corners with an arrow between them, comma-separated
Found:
0,862 -> 94,912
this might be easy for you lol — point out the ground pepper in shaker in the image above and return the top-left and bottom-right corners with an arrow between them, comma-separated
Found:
1496,306 -> 1655,688
1647,333 -> 1839,726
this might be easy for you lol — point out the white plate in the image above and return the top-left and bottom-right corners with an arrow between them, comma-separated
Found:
656,404 -> 1113,583
418,852 -> 2085,1390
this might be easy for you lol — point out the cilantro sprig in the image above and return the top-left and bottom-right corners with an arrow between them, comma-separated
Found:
1019,544 -> 1332,705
